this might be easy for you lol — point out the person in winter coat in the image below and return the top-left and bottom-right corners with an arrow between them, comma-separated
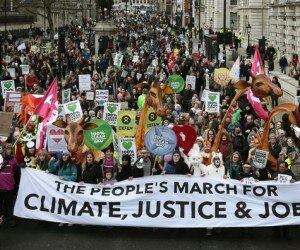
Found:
236,162 -> 258,181
34,149 -> 50,171
79,153 -> 102,184
0,144 -> 19,227
116,155 -> 133,182
164,150 -> 191,175
48,152 -> 77,182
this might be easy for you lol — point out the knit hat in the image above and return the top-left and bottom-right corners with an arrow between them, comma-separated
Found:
286,146 -> 296,155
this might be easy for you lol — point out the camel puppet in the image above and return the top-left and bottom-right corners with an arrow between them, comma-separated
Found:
211,70 -> 283,155
53,114 -> 104,164
135,79 -> 174,150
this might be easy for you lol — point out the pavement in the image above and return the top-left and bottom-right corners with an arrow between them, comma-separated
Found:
1,218 -> 300,250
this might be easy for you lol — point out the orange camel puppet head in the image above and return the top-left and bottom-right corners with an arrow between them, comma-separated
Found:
53,115 -> 103,164
135,78 -> 174,150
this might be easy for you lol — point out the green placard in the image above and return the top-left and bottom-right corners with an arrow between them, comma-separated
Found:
167,74 -> 185,93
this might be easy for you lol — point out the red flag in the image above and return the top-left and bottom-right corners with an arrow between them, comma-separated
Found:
35,78 -> 58,151
251,47 -> 263,76
34,78 -> 58,118
247,47 -> 268,121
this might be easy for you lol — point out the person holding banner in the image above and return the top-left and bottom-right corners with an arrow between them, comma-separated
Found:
164,150 -> 190,175
116,155 -> 133,182
0,144 -> 19,227
48,152 -> 77,182
34,149 -> 50,171
236,162 -> 259,181
79,153 -> 102,185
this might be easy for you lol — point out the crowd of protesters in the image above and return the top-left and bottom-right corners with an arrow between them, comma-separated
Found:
0,11 -> 299,237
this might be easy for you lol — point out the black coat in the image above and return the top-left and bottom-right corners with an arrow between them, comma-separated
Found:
80,162 -> 102,184
116,164 -> 133,182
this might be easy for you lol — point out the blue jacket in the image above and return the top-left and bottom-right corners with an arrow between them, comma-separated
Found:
49,161 -> 77,182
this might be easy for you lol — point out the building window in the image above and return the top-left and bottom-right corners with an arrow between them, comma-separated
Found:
230,0 -> 237,5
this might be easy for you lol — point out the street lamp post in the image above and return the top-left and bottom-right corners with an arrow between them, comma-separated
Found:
223,0 -> 227,67
246,22 -> 252,58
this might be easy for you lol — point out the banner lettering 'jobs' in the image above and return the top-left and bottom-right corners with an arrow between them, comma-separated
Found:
15,168 -> 300,228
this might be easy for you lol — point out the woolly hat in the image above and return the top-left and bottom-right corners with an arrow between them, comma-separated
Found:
286,146 -> 296,155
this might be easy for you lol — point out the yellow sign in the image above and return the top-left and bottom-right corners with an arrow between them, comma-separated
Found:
214,68 -> 232,86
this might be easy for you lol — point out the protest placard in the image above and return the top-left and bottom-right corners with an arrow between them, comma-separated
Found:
79,74 -> 91,91
63,100 -> 83,122
20,65 -> 30,75
205,91 -> 220,113
185,75 -> 196,90
117,110 -> 136,137
118,137 -> 137,164
103,102 -> 121,126
253,149 -> 269,169
4,92 -> 22,113
47,125 -> 68,152
7,68 -> 16,78
114,54 -> 124,67
1,80 -> 15,99
0,112 -> 14,136
62,89 -> 71,104
276,174 -> 292,184
95,90 -> 109,106
86,91 -> 94,101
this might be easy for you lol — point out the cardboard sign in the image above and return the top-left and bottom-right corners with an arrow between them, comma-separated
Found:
253,149 -> 269,169
63,100 -> 83,122
86,91 -> 94,101
57,104 -> 65,121
1,80 -> 15,99
185,75 -> 196,90
20,65 -> 30,75
132,55 -> 139,63
121,70 -> 128,78
103,102 -> 121,126
0,112 -> 14,136
114,54 -> 124,67
276,174 -> 292,184
145,107 -> 162,132
241,177 -> 256,185
62,89 -> 71,104
5,55 -> 11,63
17,43 -> 26,51
95,90 -> 109,106
4,92 -> 22,113
46,42 -> 52,52
7,68 -> 16,78
147,66 -> 154,75
118,137 -> 137,165
205,91 -> 220,113
47,125 -> 68,152
117,110 -> 136,137
79,74 -> 91,91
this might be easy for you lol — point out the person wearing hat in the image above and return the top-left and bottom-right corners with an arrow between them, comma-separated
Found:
48,151 -> 77,227
0,143 -> 19,227
164,150 -> 190,175
285,146 -> 300,181
236,162 -> 258,181
48,152 -> 77,182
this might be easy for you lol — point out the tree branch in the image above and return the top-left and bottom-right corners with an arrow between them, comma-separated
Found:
15,2 -> 48,19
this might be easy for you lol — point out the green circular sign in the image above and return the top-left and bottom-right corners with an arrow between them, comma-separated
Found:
167,74 -> 185,93
84,119 -> 113,150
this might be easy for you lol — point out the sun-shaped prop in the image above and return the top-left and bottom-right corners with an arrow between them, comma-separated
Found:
214,68 -> 232,86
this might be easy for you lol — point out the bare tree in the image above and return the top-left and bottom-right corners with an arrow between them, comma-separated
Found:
15,0 -> 56,38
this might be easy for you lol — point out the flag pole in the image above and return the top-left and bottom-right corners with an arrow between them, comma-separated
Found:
13,113 -> 34,148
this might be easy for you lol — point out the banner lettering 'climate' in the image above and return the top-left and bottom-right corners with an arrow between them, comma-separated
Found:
14,168 -> 300,227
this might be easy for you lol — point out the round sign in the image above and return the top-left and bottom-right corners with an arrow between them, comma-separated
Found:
214,68 -> 232,86
167,74 -> 185,93
83,119 -> 113,150
145,126 -> 177,156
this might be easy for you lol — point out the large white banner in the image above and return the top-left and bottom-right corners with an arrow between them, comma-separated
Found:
15,168 -> 300,228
